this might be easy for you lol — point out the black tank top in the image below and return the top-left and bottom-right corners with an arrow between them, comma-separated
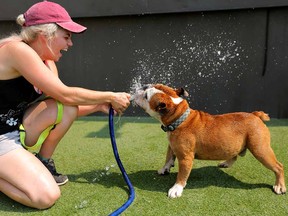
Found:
0,76 -> 42,134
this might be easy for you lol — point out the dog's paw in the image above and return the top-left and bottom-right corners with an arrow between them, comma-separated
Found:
168,184 -> 184,198
273,185 -> 286,195
218,162 -> 229,168
158,167 -> 170,175
218,157 -> 237,168
158,158 -> 175,175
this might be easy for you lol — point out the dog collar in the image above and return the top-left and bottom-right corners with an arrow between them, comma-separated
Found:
161,108 -> 191,132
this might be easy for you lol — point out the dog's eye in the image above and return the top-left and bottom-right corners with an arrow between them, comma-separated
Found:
144,92 -> 148,99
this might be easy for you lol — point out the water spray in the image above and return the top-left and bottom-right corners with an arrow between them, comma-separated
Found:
108,107 -> 135,215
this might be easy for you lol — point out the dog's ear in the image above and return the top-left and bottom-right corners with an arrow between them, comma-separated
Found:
176,88 -> 189,98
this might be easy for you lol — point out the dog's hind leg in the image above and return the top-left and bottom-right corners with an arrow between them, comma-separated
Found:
250,146 -> 286,194
158,145 -> 176,175
218,156 -> 237,168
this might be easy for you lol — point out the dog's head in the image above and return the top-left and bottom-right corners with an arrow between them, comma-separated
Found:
132,84 -> 189,124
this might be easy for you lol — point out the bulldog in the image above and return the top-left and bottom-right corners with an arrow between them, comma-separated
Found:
132,84 -> 286,198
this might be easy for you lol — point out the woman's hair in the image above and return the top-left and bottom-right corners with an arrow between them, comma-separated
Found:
17,14 -> 58,44
0,14 -> 58,48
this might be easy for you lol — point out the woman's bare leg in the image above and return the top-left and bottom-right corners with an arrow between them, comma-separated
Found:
0,148 -> 60,209
22,99 -> 78,184
22,99 -> 78,157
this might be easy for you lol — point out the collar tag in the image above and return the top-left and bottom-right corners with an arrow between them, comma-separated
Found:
161,125 -> 175,132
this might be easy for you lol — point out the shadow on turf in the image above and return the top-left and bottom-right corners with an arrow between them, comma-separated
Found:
0,166 -> 272,213
68,165 -> 272,193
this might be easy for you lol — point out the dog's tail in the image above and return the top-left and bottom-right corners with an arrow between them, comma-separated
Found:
252,111 -> 270,121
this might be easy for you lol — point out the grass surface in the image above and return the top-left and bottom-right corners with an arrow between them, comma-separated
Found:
1,116 -> 288,215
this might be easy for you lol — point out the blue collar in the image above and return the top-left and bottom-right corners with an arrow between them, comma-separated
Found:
161,108 -> 191,132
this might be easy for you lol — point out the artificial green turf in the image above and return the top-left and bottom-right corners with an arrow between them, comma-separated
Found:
1,117 -> 288,215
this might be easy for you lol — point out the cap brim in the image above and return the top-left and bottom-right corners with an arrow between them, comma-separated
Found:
57,21 -> 87,33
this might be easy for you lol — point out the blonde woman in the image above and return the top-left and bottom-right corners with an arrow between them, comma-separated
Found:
0,1 -> 130,209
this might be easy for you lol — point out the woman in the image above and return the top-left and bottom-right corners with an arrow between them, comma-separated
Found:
0,1 -> 130,209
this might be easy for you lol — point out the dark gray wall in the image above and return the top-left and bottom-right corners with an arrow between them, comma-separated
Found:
1,0 -> 288,19
1,1 -> 288,118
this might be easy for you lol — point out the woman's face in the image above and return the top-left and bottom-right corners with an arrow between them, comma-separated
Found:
47,28 -> 73,61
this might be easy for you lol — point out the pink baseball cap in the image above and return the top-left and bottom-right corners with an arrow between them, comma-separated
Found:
23,1 -> 87,33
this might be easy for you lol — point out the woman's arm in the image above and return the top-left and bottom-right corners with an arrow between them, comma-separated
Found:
7,41 -> 130,112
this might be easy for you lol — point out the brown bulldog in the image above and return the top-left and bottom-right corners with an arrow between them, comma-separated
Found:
133,84 -> 286,198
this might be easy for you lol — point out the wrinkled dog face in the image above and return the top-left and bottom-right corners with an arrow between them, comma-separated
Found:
133,84 -> 163,120
133,84 -> 188,122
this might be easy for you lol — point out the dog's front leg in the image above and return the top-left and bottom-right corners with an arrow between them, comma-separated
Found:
158,144 -> 176,175
168,155 -> 194,198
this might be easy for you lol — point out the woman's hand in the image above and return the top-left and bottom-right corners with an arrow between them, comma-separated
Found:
110,92 -> 131,115
95,103 -> 111,115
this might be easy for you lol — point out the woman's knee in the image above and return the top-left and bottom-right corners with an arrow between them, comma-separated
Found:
23,100 -> 78,127
23,99 -> 59,127
32,187 -> 61,209
63,104 -> 78,121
